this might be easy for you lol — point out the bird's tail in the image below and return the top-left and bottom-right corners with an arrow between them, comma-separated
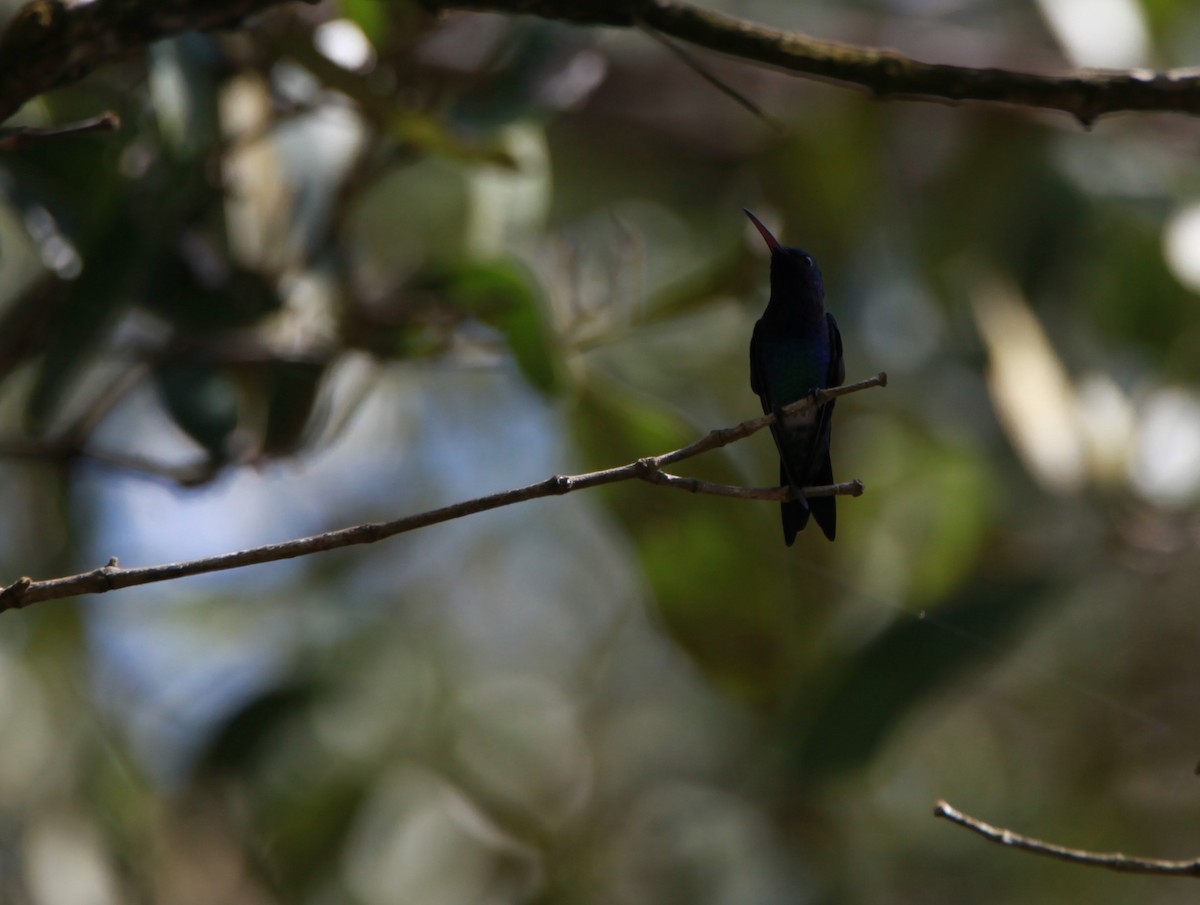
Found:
781,457 -> 837,544
781,462 -> 810,546
809,452 -> 837,541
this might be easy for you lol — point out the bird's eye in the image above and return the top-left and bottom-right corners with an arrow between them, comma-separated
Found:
802,256 -> 813,268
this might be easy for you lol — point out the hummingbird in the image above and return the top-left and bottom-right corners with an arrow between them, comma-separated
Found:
745,209 -> 844,544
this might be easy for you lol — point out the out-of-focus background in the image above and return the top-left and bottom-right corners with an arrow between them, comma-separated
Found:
2,0 -> 1200,902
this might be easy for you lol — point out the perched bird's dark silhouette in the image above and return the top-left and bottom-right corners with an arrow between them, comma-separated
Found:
745,210 -> 844,543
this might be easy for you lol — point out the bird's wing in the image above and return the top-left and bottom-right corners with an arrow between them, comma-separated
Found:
805,312 -> 843,477
751,317 -> 796,491
806,313 -> 844,540
808,312 -> 843,460
826,312 -> 845,388
749,318 -> 770,412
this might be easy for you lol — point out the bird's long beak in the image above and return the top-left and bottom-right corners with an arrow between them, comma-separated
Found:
743,209 -> 782,254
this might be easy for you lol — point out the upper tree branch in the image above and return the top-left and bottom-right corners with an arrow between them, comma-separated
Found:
4,0 -> 1200,127
0,373 -> 885,613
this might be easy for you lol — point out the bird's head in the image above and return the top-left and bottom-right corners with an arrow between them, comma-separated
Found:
744,209 -> 825,302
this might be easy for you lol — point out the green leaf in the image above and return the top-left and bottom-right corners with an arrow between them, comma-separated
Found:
155,362 -> 240,463
447,22 -> 588,131
568,373 -> 696,478
268,774 -> 368,893
149,34 -> 223,161
448,260 -> 561,393
193,682 -> 317,778
25,220 -> 136,435
141,253 -> 281,330
0,281 -> 64,385
275,34 -> 516,168
569,374 -> 821,709
260,360 -> 327,456
1087,212 -> 1197,378
792,577 -> 1049,779
342,0 -> 390,47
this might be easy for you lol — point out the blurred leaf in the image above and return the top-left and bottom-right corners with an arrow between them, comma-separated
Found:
872,428 -> 998,606
268,774 -> 368,892
1085,211 -> 1196,377
0,278 -> 62,383
194,682 -> 317,778
342,0 -> 391,47
0,120 -> 126,225
640,508 -> 804,706
570,372 -> 694,471
448,23 -> 582,131
25,217 -> 138,435
345,156 -> 470,283
792,577 -> 1049,779
447,259 -> 561,393
570,373 -> 818,708
155,362 -> 240,463
142,251 -> 282,330
768,102 -> 885,243
149,34 -> 222,161
921,120 -> 1087,294
275,34 -> 516,168
259,360 -> 328,456
388,112 -> 516,168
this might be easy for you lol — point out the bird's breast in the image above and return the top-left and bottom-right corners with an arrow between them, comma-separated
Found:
759,333 -> 829,402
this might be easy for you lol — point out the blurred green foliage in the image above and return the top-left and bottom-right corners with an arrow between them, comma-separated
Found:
2,1 -> 1200,904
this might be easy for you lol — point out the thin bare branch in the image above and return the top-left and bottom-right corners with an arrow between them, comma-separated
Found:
0,110 -> 118,151
635,20 -> 785,133
0,440 -> 218,486
0,372 -> 886,613
934,800 -> 1200,878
